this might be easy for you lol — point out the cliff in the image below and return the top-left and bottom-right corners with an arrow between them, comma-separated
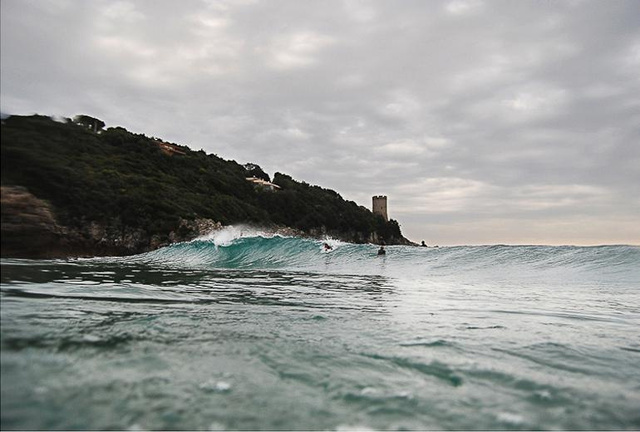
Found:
1,186 -> 227,258
1,114 -> 413,258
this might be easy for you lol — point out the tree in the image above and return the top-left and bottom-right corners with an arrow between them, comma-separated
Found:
244,163 -> 270,182
73,115 -> 105,133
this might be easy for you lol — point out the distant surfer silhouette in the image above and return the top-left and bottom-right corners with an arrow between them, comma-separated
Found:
323,243 -> 333,251
377,246 -> 386,256
421,241 -> 427,247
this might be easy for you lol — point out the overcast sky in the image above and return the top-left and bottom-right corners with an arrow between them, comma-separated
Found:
2,0 -> 639,245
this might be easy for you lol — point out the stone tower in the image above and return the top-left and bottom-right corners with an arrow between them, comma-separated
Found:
372,195 -> 388,221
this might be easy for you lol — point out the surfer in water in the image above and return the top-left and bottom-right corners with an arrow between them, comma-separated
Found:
377,246 -> 386,256
323,243 -> 333,251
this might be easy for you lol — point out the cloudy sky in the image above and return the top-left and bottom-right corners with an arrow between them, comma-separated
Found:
2,0 -> 639,245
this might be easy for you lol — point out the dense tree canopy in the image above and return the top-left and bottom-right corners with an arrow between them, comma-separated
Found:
1,115 -> 404,244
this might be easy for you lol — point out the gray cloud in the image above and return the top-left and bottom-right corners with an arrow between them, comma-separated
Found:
2,0 -> 639,244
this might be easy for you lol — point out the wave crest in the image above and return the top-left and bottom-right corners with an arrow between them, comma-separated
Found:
124,227 -> 639,279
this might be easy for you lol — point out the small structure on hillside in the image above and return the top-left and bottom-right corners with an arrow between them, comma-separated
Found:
372,195 -> 388,221
246,176 -> 281,192
73,115 -> 105,133
154,140 -> 186,156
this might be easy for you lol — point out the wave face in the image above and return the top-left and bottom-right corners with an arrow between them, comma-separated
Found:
2,227 -> 639,430
133,228 -> 640,280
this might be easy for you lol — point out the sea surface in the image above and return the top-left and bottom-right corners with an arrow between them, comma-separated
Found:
1,227 -> 639,430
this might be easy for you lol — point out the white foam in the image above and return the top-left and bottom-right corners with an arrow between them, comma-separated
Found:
496,412 -> 525,425
208,421 -> 226,430
199,379 -> 232,393
320,237 -> 345,252
211,226 -> 250,246
336,424 -> 375,431
195,225 -> 271,246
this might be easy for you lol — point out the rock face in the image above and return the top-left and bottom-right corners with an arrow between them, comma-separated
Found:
0,186 -> 224,258
305,226 -> 414,246
1,186 -> 65,258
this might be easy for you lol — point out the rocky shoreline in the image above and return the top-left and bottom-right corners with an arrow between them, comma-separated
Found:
1,186 -> 414,259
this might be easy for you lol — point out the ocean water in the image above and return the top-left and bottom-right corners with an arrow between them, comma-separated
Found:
1,228 -> 639,430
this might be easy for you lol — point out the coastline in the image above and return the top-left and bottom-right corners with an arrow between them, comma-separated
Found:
1,186 -> 414,259
1,115 -> 415,259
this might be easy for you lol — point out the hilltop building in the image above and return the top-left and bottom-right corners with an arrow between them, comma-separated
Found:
154,139 -> 186,156
246,176 -> 281,192
372,195 -> 388,221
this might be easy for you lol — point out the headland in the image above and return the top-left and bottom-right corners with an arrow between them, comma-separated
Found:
1,114 -> 413,258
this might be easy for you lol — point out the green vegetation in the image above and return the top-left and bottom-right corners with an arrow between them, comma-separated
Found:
1,114 -> 404,247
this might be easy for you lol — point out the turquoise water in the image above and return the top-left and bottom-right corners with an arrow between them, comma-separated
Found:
2,229 -> 640,430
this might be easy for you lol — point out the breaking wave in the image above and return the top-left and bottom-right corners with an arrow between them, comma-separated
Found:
125,227 -> 639,281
